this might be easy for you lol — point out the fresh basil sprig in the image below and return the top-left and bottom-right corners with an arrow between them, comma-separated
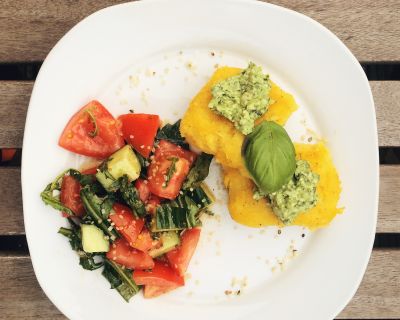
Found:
242,121 -> 296,193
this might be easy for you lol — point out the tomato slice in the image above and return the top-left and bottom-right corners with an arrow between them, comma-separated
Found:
133,260 -> 184,287
143,284 -> 179,298
147,155 -> 190,200
135,179 -> 151,203
166,228 -> 201,276
156,140 -> 196,165
146,195 -> 161,215
1,148 -> 17,162
59,100 -> 124,158
131,228 -> 156,252
118,114 -> 160,158
60,175 -> 84,217
107,238 -> 154,270
110,203 -> 145,245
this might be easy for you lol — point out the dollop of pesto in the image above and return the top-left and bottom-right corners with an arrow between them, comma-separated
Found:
209,62 -> 271,135
266,160 -> 319,224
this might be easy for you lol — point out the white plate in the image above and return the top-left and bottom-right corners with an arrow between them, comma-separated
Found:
22,0 -> 378,319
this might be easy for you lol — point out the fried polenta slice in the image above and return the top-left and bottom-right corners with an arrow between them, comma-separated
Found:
180,67 -> 298,177
223,142 -> 343,229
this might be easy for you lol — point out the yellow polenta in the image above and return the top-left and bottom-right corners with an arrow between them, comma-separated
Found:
180,67 -> 298,177
223,143 -> 343,229
180,66 -> 342,229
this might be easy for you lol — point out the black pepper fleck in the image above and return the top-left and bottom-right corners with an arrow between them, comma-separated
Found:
277,229 -> 281,235
301,233 -> 305,238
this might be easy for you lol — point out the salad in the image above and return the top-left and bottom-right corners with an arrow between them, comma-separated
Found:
41,101 -> 214,301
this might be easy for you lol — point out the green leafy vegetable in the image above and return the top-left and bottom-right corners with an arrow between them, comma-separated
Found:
40,168 -> 101,216
134,150 -> 148,179
242,121 -> 296,193
182,153 -> 213,189
154,186 -> 212,231
156,120 -> 188,148
155,206 -> 199,231
58,225 -> 104,271
117,176 -> 147,218
80,186 -> 118,239
164,157 -> 178,188
102,259 -> 140,302
40,169 -> 78,216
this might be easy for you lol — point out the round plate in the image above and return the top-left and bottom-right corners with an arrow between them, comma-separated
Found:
22,0 -> 378,319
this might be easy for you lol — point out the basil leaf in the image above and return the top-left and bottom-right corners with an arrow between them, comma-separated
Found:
242,121 -> 296,193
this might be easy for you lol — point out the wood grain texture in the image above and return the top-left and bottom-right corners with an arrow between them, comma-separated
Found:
371,81 -> 400,147
0,256 -> 64,319
267,0 -> 400,62
0,168 -> 23,235
0,0 -> 399,62
338,249 -> 400,319
0,165 -> 399,235
0,81 -> 32,148
0,81 -> 399,148
0,250 -> 398,319
0,0 -> 129,62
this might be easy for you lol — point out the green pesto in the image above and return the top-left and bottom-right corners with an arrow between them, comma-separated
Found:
209,62 -> 271,135
267,160 -> 319,224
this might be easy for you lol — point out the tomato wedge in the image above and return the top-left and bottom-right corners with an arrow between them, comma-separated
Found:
166,228 -> 201,276
133,260 -> 184,287
148,156 -> 190,200
131,228 -> 155,252
107,238 -> 154,270
110,203 -> 144,246
59,100 -> 124,158
156,140 -> 196,165
135,179 -> 151,203
60,175 -> 84,217
1,148 -> 17,162
143,284 -> 179,298
118,114 -> 160,158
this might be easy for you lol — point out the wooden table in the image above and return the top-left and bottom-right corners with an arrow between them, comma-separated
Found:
0,1 -> 399,319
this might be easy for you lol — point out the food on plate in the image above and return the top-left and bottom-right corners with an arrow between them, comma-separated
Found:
224,142 -> 341,228
40,61 -> 343,303
41,101 -> 214,302
180,66 -> 298,177
242,121 -> 296,194
181,63 -> 342,229
209,62 -> 271,135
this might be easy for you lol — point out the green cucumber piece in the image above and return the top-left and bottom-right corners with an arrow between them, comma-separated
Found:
149,232 -> 180,258
81,224 -> 109,253
96,145 -> 141,191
